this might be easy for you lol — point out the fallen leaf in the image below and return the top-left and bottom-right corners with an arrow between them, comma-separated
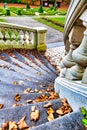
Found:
0,104 -> 4,109
31,106 -> 36,112
47,113 -> 54,121
14,94 -> 21,102
13,81 -> 18,85
26,100 -> 32,104
31,110 -> 40,122
13,103 -> 22,107
43,103 -> 52,108
9,121 -> 17,130
47,107 -> 55,115
1,121 -> 9,130
18,116 -> 29,129
18,80 -> 24,85
24,88 -> 31,94
56,109 -> 64,115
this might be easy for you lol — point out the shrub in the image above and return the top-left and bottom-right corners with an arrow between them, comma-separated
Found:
6,9 -> 10,16
38,5 -> 43,13
18,9 -> 22,15
26,3 -> 30,9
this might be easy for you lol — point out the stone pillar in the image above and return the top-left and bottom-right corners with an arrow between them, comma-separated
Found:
34,27 -> 47,51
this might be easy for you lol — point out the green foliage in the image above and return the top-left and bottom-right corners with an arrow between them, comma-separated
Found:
81,107 -> 87,127
38,5 -> 43,13
26,3 -> 30,9
18,9 -> 22,15
6,9 -> 10,16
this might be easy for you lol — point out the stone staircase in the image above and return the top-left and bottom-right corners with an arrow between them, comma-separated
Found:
0,48 -> 85,130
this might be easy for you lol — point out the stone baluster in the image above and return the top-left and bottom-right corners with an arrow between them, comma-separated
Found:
18,30 -> 22,44
60,25 -> 84,77
28,32 -> 32,44
0,30 -> 4,44
5,29 -> 11,45
11,30 -> 17,45
23,31 -> 27,45
65,20 -> 87,80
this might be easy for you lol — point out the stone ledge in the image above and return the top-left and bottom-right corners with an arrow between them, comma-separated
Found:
54,77 -> 87,111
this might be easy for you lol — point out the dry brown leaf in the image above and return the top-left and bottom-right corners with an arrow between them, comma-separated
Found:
26,100 -> 32,104
56,109 -> 64,115
0,128 -> 2,130
31,110 -> 40,122
17,116 -> 26,124
18,116 -> 29,129
43,103 -> 52,108
0,104 -> 4,109
13,104 -> 22,107
47,107 -> 55,115
35,89 -> 39,93
18,120 -> 29,129
9,121 -> 17,130
13,81 -> 18,85
47,114 -> 54,121
14,94 -> 21,102
1,122 -> 9,130
31,106 -> 36,112
36,72 -> 42,76
24,88 -> 31,94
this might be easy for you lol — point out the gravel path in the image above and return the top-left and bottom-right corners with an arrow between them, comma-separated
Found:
4,16 -> 63,44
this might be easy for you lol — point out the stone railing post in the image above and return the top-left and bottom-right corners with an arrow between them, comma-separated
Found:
34,27 -> 47,51
65,10 -> 87,80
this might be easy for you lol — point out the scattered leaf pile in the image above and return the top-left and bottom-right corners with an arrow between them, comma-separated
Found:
56,98 -> 72,116
35,92 -> 59,103
0,116 -> 29,130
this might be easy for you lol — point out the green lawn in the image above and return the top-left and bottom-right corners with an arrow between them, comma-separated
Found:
34,16 -> 66,32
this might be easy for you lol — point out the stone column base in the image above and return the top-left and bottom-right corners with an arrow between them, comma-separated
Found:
54,77 -> 87,111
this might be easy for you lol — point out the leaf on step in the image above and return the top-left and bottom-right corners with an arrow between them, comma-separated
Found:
0,104 -> 4,109
14,94 -> 21,102
24,88 -> 31,94
18,80 -> 24,85
31,110 -> 40,122
49,92 -> 59,100
13,103 -> 23,107
31,106 -> 36,112
34,89 -> 39,93
43,103 -> 52,108
2,121 -> 9,130
36,72 -> 42,76
13,81 -> 18,85
26,78 -> 31,81
26,100 -> 32,104
47,113 -> 54,121
17,116 -> 29,129
47,107 -> 55,115
56,109 -> 64,115
9,121 -> 17,130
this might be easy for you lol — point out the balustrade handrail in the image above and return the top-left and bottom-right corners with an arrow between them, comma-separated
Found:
0,22 -> 37,32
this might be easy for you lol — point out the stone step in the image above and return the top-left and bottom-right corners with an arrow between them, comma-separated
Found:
0,92 -> 54,109
0,81 -> 54,94
0,53 -> 57,81
13,51 -> 56,77
31,111 -> 85,130
34,51 -> 58,75
0,99 -> 62,128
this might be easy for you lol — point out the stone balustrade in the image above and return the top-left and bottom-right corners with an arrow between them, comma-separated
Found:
0,22 -> 47,51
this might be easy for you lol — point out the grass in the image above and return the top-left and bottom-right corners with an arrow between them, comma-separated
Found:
34,17 -> 65,32
0,18 -> 6,22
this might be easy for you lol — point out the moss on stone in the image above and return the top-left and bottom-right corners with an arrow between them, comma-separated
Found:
37,44 -> 47,51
